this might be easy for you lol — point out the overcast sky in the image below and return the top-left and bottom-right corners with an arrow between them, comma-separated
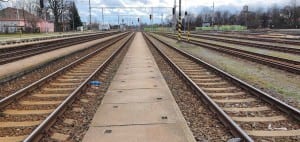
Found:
73,0 -> 297,24
2,0 -> 298,24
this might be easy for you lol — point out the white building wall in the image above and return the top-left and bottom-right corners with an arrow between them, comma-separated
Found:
0,21 -> 19,33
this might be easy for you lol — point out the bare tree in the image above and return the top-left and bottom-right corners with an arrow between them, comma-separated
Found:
48,0 -> 64,32
291,0 -> 298,28
222,11 -> 230,25
26,16 -> 39,32
194,14 -> 203,27
260,12 -> 269,28
214,11 -> 222,25
13,0 -> 39,32
228,14 -> 238,25
68,1 -> 82,30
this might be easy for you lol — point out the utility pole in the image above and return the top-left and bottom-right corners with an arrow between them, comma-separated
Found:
187,12 -> 190,41
151,7 -> 153,32
161,13 -> 163,32
102,7 -> 104,26
173,0 -> 176,32
72,13 -> 75,31
118,15 -> 120,30
89,0 -> 91,29
61,0 -> 64,32
118,9 -> 120,31
212,1 -> 214,27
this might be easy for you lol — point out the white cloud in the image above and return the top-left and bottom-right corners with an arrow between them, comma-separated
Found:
3,0 -> 296,24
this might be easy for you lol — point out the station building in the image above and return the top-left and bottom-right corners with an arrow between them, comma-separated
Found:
0,7 -> 54,33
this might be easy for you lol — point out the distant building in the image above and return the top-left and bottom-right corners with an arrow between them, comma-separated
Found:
99,24 -> 110,31
202,22 -> 211,27
119,24 -> 126,31
0,7 -> 54,33
243,5 -> 249,12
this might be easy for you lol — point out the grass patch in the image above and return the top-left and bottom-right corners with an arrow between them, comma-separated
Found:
196,25 -> 247,31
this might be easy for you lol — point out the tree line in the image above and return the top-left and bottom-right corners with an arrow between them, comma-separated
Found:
47,0 -> 82,32
184,3 -> 300,29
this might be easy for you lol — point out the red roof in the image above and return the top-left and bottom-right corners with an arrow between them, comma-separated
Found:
0,7 -> 42,21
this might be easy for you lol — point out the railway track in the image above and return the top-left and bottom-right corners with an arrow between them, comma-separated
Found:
186,33 -> 300,54
0,33 -> 134,142
0,31 -> 121,65
158,33 -> 300,74
196,32 -> 300,46
144,32 -> 300,142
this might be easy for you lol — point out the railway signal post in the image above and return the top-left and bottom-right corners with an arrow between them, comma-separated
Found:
177,0 -> 182,41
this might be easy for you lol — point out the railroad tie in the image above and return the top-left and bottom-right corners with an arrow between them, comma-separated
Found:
222,106 -> 270,112
231,115 -> 287,122
246,129 -> 300,137
4,109 -> 53,115
0,135 -> 27,142
213,98 -> 256,103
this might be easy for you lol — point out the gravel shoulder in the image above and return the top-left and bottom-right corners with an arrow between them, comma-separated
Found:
186,35 -> 300,62
152,33 -> 300,109
0,33 -> 125,99
192,34 -> 300,50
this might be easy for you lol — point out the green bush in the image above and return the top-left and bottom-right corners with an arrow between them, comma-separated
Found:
196,25 -> 247,31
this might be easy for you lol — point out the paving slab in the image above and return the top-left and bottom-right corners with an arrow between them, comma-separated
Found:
91,101 -> 178,126
118,64 -> 156,70
113,72 -> 160,81
114,66 -> 159,75
108,78 -> 165,90
103,89 -> 170,104
83,124 -> 194,142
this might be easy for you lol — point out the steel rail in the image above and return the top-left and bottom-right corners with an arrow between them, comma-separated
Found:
0,31 -> 119,51
148,33 -> 300,120
159,33 -> 300,74
194,32 -> 300,46
185,33 -> 300,54
144,32 -> 300,141
22,33 -> 135,142
0,32 -> 130,109
143,32 -> 254,141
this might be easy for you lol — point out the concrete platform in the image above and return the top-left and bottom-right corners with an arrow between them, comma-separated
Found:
83,124 -> 193,142
0,31 -> 115,47
82,32 -> 195,142
0,33 -> 124,81
103,89 -> 169,104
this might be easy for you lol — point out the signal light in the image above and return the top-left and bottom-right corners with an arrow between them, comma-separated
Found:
40,0 -> 44,8
149,14 -> 152,20
172,8 -> 175,15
